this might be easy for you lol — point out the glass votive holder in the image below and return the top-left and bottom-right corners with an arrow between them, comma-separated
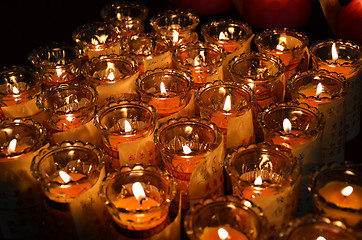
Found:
195,80 -> 255,150
82,54 -> 139,106
154,116 -> 224,209
184,195 -> 265,240
150,9 -> 199,49
0,118 -> 48,239
121,33 -> 173,74
310,39 -> 362,141
36,83 -> 102,147
31,141 -> 106,240
280,214 -> 358,240
28,42 -> 83,86
94,99 -> 159,173
100,1 -> 148,38
173,42 -> 226,89
311,163 -> 362,234
225,142 -> 300,238
100,164 -> 177,238
72,22 -> 122,60
254,28 -> 309,81
288,69 -> 349,164
136,68 -> 194,119
0,66 -> 44,123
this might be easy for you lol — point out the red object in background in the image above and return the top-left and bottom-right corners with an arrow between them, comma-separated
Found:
335,0 -> 362,45
238,0 -> 312,29
172,0 -> 233,15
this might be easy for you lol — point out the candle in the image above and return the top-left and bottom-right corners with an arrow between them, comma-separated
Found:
319,182 -> 362,209
100,1 -> 148,38
100,164 -> 176,237
196,81 -> 255,150
225,143 -> 300,238
184,195 -> 264,240
136,68 -> 193,119
310,39 -> 362,141
173,42 -> 226,89
155,117 -> 224,209
150,9 -> 199,49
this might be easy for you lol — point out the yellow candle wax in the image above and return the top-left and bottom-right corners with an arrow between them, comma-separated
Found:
200,225 -> 249,240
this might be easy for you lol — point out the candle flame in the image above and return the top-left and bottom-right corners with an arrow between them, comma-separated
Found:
254,176 -> 263,185
12,86 -> 20,94
331,43 -> 339,61
218,228 -> 229,240
276,36 -> 287,51
124,120 -> 132,132
283,118 -> 292,134
59,170 -> 73,184
194,57 -> 200,66
132,182 -> 147,205
219,31 -> 227,40
66,115 -> 75,122
316,82 -> 323,98
56,67 -> 63,77
108,72 -> 115,80
341,186 -> 353,197
7,139 -> 17,154
223,95 -> 232,111
316,237 -> 326,240
183,145 -> 192,154
172,31 -> 179,43
160,82 -> 167,95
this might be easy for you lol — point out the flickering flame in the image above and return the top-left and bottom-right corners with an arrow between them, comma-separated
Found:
12,86 -> 20,94
254,176 -> 263,185
276,36 -> 287,51
228,26 -> 235,35
107,72 -> 115,80
124,120 -> 132,132
218,228 -> 229,240
7,139 -> 17,154
316,237 -> 326,240
219,31 -> 227,40
341,186 -> 353,197
172,30 -> 179,43
160,82 -> 167,95
331,43 -> 339,61
194,57 -> 200,66
107,62 -> 116,80
132,182 -> 147,205
66,115 -> 75,123
183,145 -> 192,154
316,82 -> 323,98
56,67 -> 63,77
59,170 -> 73,184
223,95 -> 232,111
283,118 -> 292,134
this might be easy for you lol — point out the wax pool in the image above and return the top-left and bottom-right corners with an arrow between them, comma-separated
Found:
200,225 -> 249,240
319,181 -> 362,209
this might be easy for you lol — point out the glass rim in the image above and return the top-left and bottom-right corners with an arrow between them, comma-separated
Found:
150,9 -> 200,31
100,1 -> 149,22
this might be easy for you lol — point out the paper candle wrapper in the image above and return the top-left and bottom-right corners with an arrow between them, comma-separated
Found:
188,138 -> 225,206
222,34 -> 254,80
0,143 -> 49,239
117,133 -> 161,167
51,120 -> 103,148
96,72 -> 139,105
143,51 -> 172,73
344,71 -> 362,141
317,97 -> 346,164
226,109 -> 255,149
1,98 -> 42,119
86,42 -> 122,60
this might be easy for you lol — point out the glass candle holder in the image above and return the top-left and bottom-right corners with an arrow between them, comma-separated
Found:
150,9 -> 199,49
100,164 -> 177,238
36,83 -> 101,147
184,195 -> 265,240
82,54 -> 139,106
136,68 -> 193,119
28,42 -> 83,86
154,117 -> 224,209
0,118 -> 48,239
0,66 -> 44,122
94,99 -> 159,172
173,42 -> 226,89
280,214 -> 358,240
195,80 -> 255,150
100,1 -> 148,38
72,22 -> 122,60
225,142 -> 300,238
288,69 -> 349,164
121,33 -> 173,74
310,39 -> 362,141
311,163 -> 362,233
254,28 -> 309,81
31,141 -> 106,240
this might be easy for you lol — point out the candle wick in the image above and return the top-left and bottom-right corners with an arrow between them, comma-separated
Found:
140,197 -> 147,205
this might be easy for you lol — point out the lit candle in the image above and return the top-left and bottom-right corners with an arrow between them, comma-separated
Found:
319,182 -> 362,209
200,226 -> 249,240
